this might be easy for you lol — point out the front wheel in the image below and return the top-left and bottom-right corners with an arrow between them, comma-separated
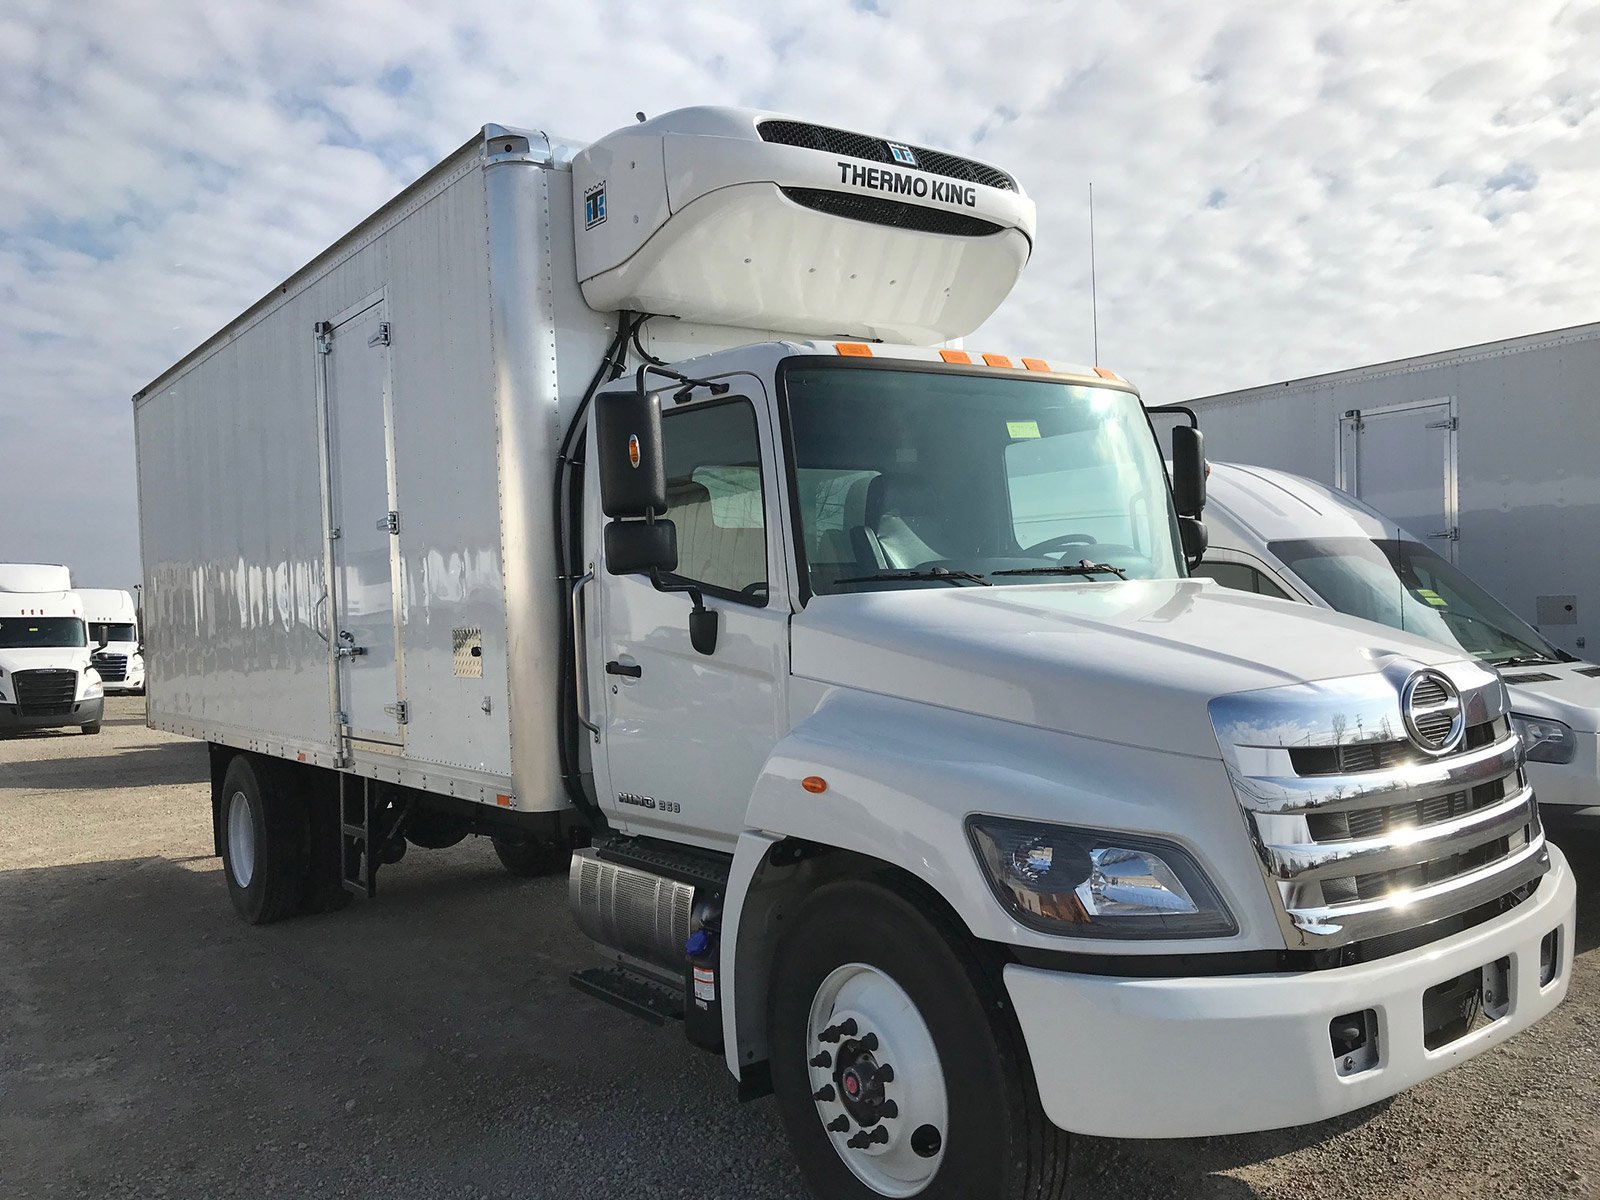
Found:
81,722 -> 102,735
770,880 -> 1069,1200
491,834 -> 571,878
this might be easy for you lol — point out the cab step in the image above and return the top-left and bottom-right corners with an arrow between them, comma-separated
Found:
570,965 -> 684,1026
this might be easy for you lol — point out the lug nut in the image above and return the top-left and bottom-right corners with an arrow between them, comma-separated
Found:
880,1099 -> 898,1119
826,1115 -> 850,1133
846,1127 -> 890,1149
818,1018 -> 858,1044
809,1051 -> 832,1068
857,1032 -> 878,1052
814,1085 -> 836,1102
874,1064 -> 894,1084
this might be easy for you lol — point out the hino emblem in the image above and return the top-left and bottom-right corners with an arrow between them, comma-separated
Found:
1400,669 -> 1464,756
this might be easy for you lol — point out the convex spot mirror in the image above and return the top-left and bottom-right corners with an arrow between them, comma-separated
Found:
604,520 -> 678,576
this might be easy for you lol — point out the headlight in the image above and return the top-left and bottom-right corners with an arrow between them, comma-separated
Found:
1511,713 -> 1577,764
966,817 -> 1237,939
82,671 -> 103,700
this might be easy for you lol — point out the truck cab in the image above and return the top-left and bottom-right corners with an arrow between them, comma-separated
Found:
0,588 -> 104,735
77,588 -> 145,694
1197,462 -> 1600,825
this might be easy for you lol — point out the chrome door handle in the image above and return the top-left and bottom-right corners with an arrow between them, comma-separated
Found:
571,569 -> 599,739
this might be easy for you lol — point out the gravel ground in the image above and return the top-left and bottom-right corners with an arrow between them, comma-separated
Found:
2,696 -> 1597,1199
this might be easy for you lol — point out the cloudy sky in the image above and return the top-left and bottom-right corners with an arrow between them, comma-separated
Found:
4,0 -> 1598,588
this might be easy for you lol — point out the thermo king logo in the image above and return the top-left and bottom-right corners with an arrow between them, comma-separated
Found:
886,142 -> 918,166
584,182 -> 607,229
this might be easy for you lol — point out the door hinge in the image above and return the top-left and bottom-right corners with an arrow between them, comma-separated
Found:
368,321 -> 391,347
376,511 -> 400,534
384,701 -> 409,724
314,321 -> 334,354
1428,526 -> 1461,541
1425,416 -> 1458,431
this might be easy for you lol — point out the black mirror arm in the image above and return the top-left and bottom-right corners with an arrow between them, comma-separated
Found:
648,571 -> 720,656
636,362 -> 730,406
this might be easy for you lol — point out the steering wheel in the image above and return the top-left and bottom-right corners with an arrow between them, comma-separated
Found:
1022,533 -> 1098,556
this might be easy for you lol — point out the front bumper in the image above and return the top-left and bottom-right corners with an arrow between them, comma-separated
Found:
1005,843 -> 1575,1139
0,696 -> 104,731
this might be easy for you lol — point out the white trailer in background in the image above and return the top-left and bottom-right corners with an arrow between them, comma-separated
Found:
134,108 -> 1573,1199
1184,321 -> 1600,660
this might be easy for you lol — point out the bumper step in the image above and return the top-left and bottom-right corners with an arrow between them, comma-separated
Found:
570,966 -> 684,1026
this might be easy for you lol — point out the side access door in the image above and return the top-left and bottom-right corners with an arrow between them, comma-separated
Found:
590,385 -> 789,850
319,297 -> 406,753
1338,398 -> 1459,563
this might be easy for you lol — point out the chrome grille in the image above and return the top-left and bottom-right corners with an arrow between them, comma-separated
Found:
13,668 -> 78,716
93,653 -> 128,682
1211,659 -> 1549,947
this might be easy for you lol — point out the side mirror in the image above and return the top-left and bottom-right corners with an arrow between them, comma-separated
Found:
595,389 -> 667,519
96,633 -> 109,651
1171,425 -> 1206,518
1179,516 -> 1208,567
604,520 -> 678,576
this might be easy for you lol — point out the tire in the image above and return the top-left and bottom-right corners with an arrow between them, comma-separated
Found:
220,755 -> 309,925
82,722 -> 102,735
769,879 -> 1069,1200
491,834 -> 571,878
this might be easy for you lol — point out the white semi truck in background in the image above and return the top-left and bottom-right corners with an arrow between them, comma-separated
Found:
133,108 -> 1574,1199
77,588 -> 145,694
1195,463 -> 1600,826
0,563 -> 105,735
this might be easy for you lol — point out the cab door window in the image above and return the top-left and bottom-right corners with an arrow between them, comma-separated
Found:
1192,560 -> 1292,600
661,399 -> 769,604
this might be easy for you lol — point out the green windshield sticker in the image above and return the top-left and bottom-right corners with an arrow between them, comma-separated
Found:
1414,588 -> 1449,608
1006,420 -> 1041,439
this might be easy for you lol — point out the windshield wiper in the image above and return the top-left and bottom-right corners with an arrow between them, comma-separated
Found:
1488,654 -> 1559,668
837,567 -> 992,587
991,559 -> 1128,581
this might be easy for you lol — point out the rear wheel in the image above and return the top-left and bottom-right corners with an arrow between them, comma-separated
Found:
492,834 -> 571,878
220,755 -> 308,924
770,880 -> 1069,1200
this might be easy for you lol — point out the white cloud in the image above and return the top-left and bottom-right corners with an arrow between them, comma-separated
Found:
3,0 -> 1600,585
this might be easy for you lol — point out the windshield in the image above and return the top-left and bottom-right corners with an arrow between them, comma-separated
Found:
0,617 -> 87,648
89,622 -> 137,643
1269,537 -> 1558,665
785,363 -> 1182,594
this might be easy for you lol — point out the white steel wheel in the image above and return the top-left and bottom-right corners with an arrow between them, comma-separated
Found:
807,962 -> 948,1197
227,789 -> 256,888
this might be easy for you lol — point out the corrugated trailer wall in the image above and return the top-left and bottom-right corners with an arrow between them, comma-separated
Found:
1188,324 -> 1600,656
135,145 -> 515,782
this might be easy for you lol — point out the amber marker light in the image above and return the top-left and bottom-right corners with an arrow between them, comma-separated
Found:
1021,357 -> 1050,371
802,776 -> 828,794
982,353 -> 1012,368
939,349 -> 972,364
835,342 -> 873,356
1093,366 -> 1122,381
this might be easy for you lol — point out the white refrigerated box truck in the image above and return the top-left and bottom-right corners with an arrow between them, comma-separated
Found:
1184,322 -> 1600,661
77,587 -> 145,694
134,107 -> 1574,1199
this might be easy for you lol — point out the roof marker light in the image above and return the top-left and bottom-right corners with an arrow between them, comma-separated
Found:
982,353 -> 1012,368
1093,366 -> 1122,381
835,342 -> 873,357
1021,357 -> 1050,371
939,350 -> 972,364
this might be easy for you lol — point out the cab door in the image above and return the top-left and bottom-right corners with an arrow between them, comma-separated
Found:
590,383 -> 789,850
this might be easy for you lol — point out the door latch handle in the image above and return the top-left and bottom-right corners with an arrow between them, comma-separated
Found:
335,645 -> 366,660
605,660 -> 642,678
